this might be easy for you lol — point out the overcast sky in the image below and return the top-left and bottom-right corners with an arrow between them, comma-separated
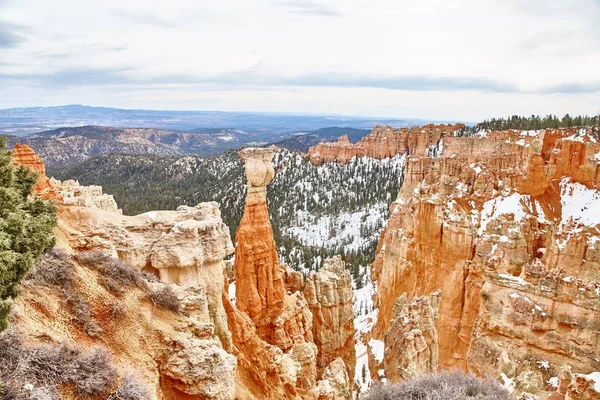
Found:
1,0 -> 599,121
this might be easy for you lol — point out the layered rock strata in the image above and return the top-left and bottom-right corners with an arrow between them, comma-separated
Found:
303,256 -> 356,379
362,127 -> 600,397
235,147 -> 285,320
307,124 -> 464,165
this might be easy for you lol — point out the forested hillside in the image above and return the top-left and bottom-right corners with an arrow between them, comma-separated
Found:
473,114 -> 600,132
50,150 -> 405,286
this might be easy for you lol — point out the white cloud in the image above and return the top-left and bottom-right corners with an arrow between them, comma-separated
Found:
0,0 -> 599,121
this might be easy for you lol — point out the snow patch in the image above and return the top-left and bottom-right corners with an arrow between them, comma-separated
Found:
368,339 -> 385,363
559,178 -> 600,228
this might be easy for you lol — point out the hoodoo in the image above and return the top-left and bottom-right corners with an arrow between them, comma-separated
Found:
235,147 -> 285,320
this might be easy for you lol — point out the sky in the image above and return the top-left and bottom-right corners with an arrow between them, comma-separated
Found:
1,0 -> 599,121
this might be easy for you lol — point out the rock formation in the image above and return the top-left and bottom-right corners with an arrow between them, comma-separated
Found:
382,290 -> 441,382
11,143 -> 54,195
317,358 -> 352,400
10,144 -> 238,398
235,147 -> 285,321
307,124 -> 464,165
228,148 -> 364,398
303,256 -> 356,379
359,127 -> 600,397
12,143 -> 120,212
12,251 -> 237,399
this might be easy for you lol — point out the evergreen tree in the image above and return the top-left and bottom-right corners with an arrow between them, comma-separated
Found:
0,137 -> 57,331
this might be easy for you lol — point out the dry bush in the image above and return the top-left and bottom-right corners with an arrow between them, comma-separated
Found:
149,286 -> 180,312
0,331 -> 118,398
109,302 -> 125,319
64,290 -> 102,337
75,250 -> 112,267
107,373 -> 151,400
364,371 -> 509,400
25,248 -> 73,287
141,271 -> 160,283
75,251 -> 148,293
25,249 -> 101,337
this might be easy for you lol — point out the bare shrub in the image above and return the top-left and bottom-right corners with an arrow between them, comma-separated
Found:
75,250 -> 112,267
100,276 -> 126,295
25,248 -> 101,338
107,373 -> 151,400
149,286 -> 180,312
141,271 -> 160,283
25,248 -> 73,287
109,302 -> 125,319
75,251 -> 148,293
0,331 -> 118,398
63,287 -> 102,337
364,371 -> 509,400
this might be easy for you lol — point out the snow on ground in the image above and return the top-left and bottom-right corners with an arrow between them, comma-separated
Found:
479,193 -> 530,235
368,339 -> 385,363
500,373 -> 516,393
354,282 -> 377,394
287,206 -> 387,252
548,377 -> 559,388
520,130 -> 541,137
498,273 -> 529,286
560,178 -> 600,228
564,128 -> 597,143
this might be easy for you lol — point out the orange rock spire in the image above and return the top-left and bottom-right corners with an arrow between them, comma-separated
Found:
235,147 -> 285,320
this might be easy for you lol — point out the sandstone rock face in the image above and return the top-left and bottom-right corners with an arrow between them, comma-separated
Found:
317,358 -> 352,400
307,124 -> 464,165
366,127 -> 600,395
383,290 -> 441,382
160,333 -> 237,399
11,143 -> 54,194
12,254 -> 237,400
235,147 -> 285,321
303,256 -> 356,379
58,201 -> 235,351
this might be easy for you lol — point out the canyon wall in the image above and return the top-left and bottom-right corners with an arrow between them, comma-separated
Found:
307,124 -> 464,165
362,127 -> 600,397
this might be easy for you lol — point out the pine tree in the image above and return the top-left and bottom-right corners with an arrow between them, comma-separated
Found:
0,137 -> 57,331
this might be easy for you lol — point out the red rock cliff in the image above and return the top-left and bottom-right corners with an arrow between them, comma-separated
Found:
366,127 -> 600,398
11,143 -> 55,196
307,124 -> 464,165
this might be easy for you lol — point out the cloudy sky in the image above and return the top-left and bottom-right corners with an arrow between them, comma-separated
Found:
1,0 -> 599,121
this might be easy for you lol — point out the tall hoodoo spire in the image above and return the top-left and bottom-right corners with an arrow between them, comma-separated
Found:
235,147 -> 284,320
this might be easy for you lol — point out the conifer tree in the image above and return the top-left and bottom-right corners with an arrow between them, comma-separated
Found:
0,137 -> 57,331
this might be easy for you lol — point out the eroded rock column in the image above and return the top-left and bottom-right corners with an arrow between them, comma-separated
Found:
235,147 -> 285,320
